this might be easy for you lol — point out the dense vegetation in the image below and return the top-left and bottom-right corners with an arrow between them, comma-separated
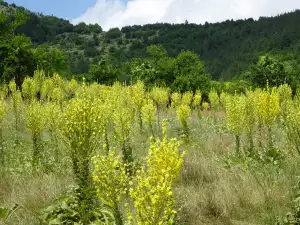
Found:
1,72 -> 300,224
2,1 -> 300,224
1,0 -> 300,89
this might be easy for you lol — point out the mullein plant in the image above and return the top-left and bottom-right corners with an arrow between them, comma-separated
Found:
192,90 -> 202,118
244,90 -> 257,155
277,84 -> 292,124
150,86 -> 170,132
283,100 -> 300,154
64,78 -> 79,99
171,92 -> 182,109
92,148 -> 129,225
9,80 -> 23,145
25,100 -> 47,170
21,77 -> 39,102
41,77 -> 54,102
209,88 -> 220,111
256,87 -> 280,152
45,102 -> 64,165
0,100 -> 6,166
128,120 -> 184,225
224,93 -> 246,155
64,94 -> 103,188
130,80 -> 146,132
176,104 -> 191,141
112,90 -> 136,172
181,91 -> 193,107
141,98 -> 157,137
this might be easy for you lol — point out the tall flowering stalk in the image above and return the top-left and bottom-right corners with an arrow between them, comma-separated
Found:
25,100 -> 47,170
64,95 -> 103,187
244,90 -> 256,154
176,104 -> 191,140
150,87 -> 169,132
256,88 -> 279,151
9,80 -> 23,144
0,100 -> 6,166
209,88 -> 220,111
92,149 -> 129,225
141,99 -> 157,137
112,90 -> 135,171
45,102 -> 64,164
130,80 -> 146,132
128,120 -> 184,225
225,94 -> 246,154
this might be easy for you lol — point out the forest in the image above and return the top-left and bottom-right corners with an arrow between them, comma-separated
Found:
1,0 -> 300,90
2,1 -> 300,225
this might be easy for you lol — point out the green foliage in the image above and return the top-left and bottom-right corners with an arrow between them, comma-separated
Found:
1,35 -> 35,87
284,100 -> 300,154
89,60 -> 118,85
9,80 -> 23,143
146,45 -> 168,60
173,50 -> 211,93
3,1 -> 300,84
0,8 -> 27,38
0,204 -> 20,223
0,99 -> 6,165
33,44 -> 70,77
106,28 -> 122,39
247,55 -> 289,88
40,185 -> 114,225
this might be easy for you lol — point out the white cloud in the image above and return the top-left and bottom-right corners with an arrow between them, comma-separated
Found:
71,0 -> 300,31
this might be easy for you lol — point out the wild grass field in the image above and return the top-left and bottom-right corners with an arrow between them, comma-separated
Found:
1,71 -> 300,225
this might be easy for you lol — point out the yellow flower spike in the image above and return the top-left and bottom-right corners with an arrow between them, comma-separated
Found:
176,104 -> 191,139
22,77 -> 39,101
181,91 -> 193,106
192,90 -> 202,109
171,92 -> 181,108
64,96 -> 104,184
141,99 -> 157,135
224,94 -> 246,154
25,100 -> 47,168
209,88 -> 220,111
128,122 -> 184,224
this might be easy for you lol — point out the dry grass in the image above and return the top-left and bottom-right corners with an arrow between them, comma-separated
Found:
0,173 -> 73,224
0,108 -> 299,224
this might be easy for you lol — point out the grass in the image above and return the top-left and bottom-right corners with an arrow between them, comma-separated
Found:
0,105 -> 299,224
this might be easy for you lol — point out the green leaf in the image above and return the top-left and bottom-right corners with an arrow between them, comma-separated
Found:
49,218 -> 61,225
0,207 -> 8,219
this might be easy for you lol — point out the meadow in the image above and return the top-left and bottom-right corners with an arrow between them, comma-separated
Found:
1,71 -> 300,225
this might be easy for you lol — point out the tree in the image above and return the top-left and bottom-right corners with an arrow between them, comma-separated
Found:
33,44 -> 70,77
146,44 -> 168,61
2,36 -> 35,87
172,51 -> 211,93
106,28 -> 122,39
246,55 -> 289,88
0,9 -> 33,87
0,9 -> 27,39
89,59 -> 118,85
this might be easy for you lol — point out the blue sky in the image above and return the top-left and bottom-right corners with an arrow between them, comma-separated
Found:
6,0 -> 129,20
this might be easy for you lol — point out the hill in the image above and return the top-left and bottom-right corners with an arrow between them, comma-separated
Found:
1,0 -> 300,81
